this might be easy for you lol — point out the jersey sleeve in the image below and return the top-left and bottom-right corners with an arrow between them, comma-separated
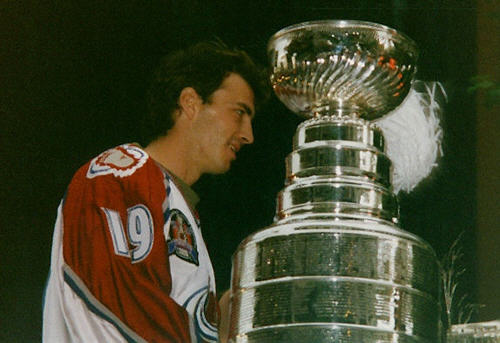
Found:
61,147 -> 192,342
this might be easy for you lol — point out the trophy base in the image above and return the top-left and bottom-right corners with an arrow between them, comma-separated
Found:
231,325 -> 433,343
229,219 -> 441,343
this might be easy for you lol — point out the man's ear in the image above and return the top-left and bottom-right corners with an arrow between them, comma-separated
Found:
178,87 -> 202,120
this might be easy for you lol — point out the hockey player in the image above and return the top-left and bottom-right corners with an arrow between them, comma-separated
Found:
43,41 -> 267,342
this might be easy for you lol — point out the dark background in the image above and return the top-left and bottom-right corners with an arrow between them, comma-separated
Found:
1,0 -> 497,341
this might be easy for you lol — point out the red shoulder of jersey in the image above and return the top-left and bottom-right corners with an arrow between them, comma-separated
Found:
86,144 -> 148,179
62,144 -> 192,342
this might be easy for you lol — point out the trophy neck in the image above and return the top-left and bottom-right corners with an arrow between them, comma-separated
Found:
294,116 -> 385,153
275,116 -> 399,224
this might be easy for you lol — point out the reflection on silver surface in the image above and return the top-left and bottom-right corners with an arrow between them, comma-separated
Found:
277,177 -> 398,222
293,116 -> 386,150
281,116 -> 397,224
230,222 -> 440,342
229,20 -> 441,343
230,326 -> 428,343
234,222 -> 439,297
448,321 -> 500,343
290,116 -> 388,184
286,143 -> 392,184
268,20 -> 418,120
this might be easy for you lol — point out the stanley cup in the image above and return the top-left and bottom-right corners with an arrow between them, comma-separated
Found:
228,21 -> 441,342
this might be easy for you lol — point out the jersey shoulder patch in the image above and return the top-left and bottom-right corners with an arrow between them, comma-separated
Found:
166,209 -> 199,265
87,144 -> 148,179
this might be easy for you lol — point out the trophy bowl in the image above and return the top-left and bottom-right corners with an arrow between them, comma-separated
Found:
268,20 -> 419,120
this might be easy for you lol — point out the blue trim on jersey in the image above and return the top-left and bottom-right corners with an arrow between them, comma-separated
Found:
182,286 -> 218,342
163,208 -> 171,224
63,268 -> 141,343
199,298 -> 215,331
194,293 -> 218,342
163,173 -> 172,223
181,286 -> 207,308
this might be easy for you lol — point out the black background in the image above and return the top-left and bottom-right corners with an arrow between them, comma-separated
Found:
1,1 -> 484,341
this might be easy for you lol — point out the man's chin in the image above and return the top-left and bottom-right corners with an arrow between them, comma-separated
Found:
207,162 -> 232,175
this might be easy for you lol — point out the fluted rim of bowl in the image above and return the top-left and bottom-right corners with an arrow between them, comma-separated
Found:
267,19 -> 418,58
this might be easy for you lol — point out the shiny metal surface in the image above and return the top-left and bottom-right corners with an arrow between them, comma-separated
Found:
294,116 -> 385,151
230,326 -> 430,343
277,176 -> 398,222
230,221 -> 440,342
289,116 -> 391,186
448,321 -> 500,342
229,21 -> 440,343
286,144 -> 392,185
282,116 -> 396,222
268,20 -> 418,120
233,221 -> 439,296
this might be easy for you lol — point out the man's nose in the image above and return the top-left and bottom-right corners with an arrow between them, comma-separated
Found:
240,116 -> 254,144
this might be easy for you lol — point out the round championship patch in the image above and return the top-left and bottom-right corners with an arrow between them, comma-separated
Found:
166,209 -> 199,265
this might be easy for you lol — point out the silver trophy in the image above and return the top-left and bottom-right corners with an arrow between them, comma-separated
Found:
228,21 -> 441,342
448,321 -> 500,342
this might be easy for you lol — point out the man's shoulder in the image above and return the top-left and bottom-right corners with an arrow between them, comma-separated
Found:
85,144 -> 150,180
68,144 -> 163,197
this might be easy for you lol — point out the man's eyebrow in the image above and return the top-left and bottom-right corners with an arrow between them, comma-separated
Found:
237,102 -> 255,117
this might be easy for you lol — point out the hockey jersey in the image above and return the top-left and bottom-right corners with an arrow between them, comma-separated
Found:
43,144 -> 219,342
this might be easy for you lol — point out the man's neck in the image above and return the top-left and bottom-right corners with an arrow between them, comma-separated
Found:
144,134 -> 201,186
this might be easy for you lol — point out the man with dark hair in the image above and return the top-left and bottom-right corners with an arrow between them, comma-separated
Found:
43,41 -> 267,342
145,41 -> 268,146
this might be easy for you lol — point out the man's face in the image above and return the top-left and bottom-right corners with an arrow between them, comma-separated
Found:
192,73 -> 255,175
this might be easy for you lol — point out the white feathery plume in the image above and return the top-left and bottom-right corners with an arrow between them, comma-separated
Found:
375,81 -> 446,193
